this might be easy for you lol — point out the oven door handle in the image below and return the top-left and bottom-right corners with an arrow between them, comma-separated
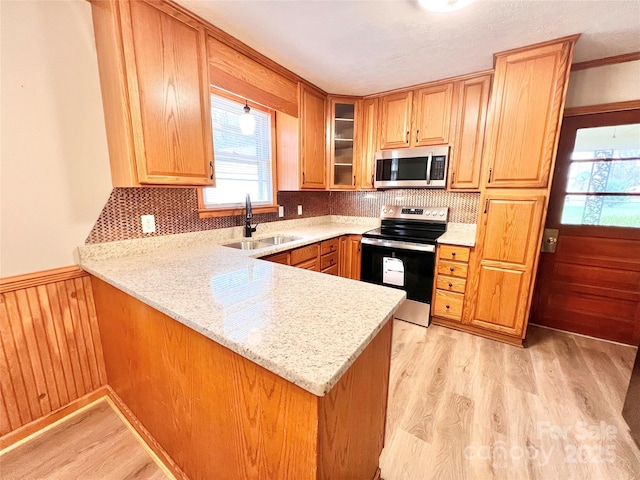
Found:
361,237 -> 436,253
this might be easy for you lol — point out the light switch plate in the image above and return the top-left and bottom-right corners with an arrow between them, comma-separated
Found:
278,206 -> 284,217
297,205 -> 303,215
141,214 -> 156,233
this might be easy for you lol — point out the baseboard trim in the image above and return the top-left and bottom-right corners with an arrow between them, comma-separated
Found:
0,265 -> 86,293
0,386 -> 109,451
529,323 -> 639,349
106,386 -> 189,480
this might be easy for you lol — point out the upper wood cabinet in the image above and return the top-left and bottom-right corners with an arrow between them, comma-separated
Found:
412,83 -> 454,146
358,97 -> 379,190
91,0 -> 215,187
483,38 -> 576,188
276,84 -> 328,191
379,91 -> 413,149
378,83 -> 455,150
466,192 -> 545,338
328,97 -> 359,190
448,74 -> 492,191
299,83 -> 327,189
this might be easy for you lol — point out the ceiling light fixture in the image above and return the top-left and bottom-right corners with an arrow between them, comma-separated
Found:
239,100 -> 255,135
418,0 -> 475,12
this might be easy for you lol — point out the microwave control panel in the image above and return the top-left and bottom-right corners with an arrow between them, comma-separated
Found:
430,156 -> 447,181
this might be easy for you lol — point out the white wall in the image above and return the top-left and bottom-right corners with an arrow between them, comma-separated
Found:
566,60 -> 640,108
0,0 -> 112,277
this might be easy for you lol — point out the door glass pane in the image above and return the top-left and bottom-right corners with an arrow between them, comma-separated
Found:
561,123 -> 640,227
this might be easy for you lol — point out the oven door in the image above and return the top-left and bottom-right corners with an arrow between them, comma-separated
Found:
360,239 -> 436,327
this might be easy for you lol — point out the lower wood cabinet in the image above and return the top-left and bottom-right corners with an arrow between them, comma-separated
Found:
431,245 -> 471,324
263,235 -> 361,280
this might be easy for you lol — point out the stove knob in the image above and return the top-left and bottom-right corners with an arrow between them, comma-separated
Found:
439,211 -> 445,216
389,209 -> 394,214
432,212 -> 438,216
382,208 -> 387,214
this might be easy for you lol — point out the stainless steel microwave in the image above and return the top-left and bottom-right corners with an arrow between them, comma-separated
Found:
374,146 -> 449,189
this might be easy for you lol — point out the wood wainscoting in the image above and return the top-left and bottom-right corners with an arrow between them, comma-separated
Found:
0,266 -> 107,445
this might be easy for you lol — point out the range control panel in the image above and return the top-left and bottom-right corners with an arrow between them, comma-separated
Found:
380,205 -> 448,223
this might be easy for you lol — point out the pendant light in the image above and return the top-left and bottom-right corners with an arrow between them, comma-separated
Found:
418,0 -> 475,12
239,100 -> 255,135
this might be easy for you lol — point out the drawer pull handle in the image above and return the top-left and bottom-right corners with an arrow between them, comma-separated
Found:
451,252 -> 456,257
450,267 -> 455,272
446,305 -> 450,309
448,283 -> 453,287
330,259 -> 334,264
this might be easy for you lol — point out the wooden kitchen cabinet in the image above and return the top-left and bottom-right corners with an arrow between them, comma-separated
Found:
300,83 -> 328,189
358,97 -> 379,189
328,97 -> 359,189
466,192 -> 545,340
277,84 -> 328,191
431,245 -> 470,324
448,74 -> 492,191
378,82 -> 455,150
91,0 -> 215,187
412,83 -> 455,146
482,38 -> 576,188
379,91 -> 413,149
340,235 -> 362,281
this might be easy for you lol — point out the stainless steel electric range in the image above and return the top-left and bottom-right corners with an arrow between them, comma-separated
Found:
360,206 -> 448,327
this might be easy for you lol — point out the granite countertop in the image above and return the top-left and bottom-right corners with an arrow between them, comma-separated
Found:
438,222 -> 477,247
78,217 -> 406,397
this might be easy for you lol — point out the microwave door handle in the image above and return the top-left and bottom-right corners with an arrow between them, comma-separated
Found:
426,152 -> 433,185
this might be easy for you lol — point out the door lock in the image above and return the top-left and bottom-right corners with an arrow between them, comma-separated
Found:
541,228 -> 559,253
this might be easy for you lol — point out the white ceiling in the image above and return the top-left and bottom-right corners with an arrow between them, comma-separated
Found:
176,0 -> 640,96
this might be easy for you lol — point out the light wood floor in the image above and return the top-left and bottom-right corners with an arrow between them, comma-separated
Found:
0,399 -> 169,480
380,321 -> 640,480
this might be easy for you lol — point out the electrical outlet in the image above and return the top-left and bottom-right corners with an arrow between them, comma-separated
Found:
141,214 -> 156,233
297,205 -> 303,215
278,206 -> 284,218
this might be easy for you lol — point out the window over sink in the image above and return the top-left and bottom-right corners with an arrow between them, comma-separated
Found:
198,89 -> 277,217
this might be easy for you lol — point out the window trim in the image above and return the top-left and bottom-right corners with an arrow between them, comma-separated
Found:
198,87 -> 278,219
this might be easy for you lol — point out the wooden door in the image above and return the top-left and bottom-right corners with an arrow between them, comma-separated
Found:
123,1 -> 214,185
531,109 -> 640,345
379,91 -> 413,149
483,38 -> 576,188
449,74 -> 492,191
467,192 -> 545,337
299,83 -> 327,189
359,97 -> 379,189
412,83 -> 454,146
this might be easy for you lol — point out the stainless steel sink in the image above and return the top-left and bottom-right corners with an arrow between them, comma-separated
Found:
223,235 -> 301,250
224,240 -> 272,250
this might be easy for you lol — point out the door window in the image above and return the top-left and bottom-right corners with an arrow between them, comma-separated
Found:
560,123 -> 640,227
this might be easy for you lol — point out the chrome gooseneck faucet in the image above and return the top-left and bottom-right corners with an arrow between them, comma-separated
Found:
244,193 -> 257,238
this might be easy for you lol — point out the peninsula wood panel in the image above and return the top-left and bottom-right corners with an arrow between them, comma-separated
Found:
92,277 -> 391,480
379,91 -> 413,149
207,35 -> 298,117
483,37 -> 576,188
0,269 -> 106,437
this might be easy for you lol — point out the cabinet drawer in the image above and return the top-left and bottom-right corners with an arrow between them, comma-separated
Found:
436,275 -> 466,294
322,263 -> 339,276
291,243 -> 319,265
320,237 -> 339,256
297,258 -> 319,271
438,245 -> 470,262
437,260 -> 468,278
433,290 -> 464,321
320,251 -> 339,271
263,251 -> 290,265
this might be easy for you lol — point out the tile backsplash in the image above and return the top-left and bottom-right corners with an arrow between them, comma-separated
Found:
85,188 -> 479,243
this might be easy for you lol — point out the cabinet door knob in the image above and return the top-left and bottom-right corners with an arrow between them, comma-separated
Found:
416,130 -> 419,143
371,174 -> 374,185
353,175 -> 356,186
302,172 -> 306,184
484,198 -> 489,214
487,167 -> 493,184
209,161 -> 214,180
406,131 -> 409,144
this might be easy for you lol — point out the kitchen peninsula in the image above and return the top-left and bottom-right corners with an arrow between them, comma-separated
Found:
78,221 -> 406,479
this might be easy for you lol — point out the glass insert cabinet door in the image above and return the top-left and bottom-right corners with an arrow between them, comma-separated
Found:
330,100 -> 357,188
561,123 -> 640,228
